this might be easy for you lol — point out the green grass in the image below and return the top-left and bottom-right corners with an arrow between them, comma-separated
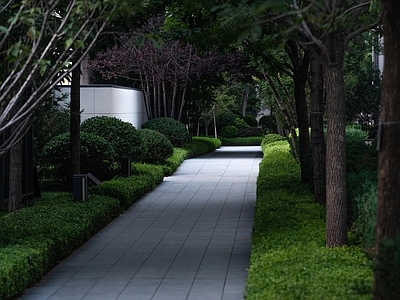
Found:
245,140 -> 373,299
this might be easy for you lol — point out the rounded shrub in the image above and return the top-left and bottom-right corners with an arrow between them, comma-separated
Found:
233,117 -> 251,129
80,116 -> 143,161
42,132 -> 116,183
138,129 -> 174,163
261,134 -> 288,151
243,114 -> 258,127
141,117 -> 189,147
215,111 -> 239,129
219,125 -> 239,138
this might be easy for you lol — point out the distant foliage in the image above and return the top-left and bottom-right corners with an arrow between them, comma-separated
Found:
215,111 -> 240,129
42,132 -> 116,183
233,117 -> 251,129
141,117 -> 189,147
138,129 -> 174,163
219,125 -> 239,138
238,127 -> 264,137
243,114 -> 258,127
81,116 -> 143,161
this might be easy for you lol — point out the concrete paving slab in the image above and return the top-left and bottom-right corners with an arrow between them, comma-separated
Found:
18,146 -> 262,300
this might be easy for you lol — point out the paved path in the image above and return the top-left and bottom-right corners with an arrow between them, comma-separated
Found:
19,146 -> 263,300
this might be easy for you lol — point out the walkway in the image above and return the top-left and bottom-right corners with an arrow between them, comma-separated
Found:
19,146 -> 263,300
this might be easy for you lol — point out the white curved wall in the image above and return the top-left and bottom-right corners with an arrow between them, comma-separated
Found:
58,85 -> 149,129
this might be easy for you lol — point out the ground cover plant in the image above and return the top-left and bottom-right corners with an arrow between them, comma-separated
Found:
0,137 -> 220,300
245,137 -> 373,299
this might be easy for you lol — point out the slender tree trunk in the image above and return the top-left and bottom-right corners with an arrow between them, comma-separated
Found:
323,31 -> 348,247
293,50 -> 311,184
262,68 -> 300,161
309,45 -> 326,204
157,80 -> 162,118
153,80 -> 157,119
70,64 -> 81,190
241,83 -> 249,116
170,69 -> 178,119
8,133 -> 22,212
178,85 -> 187,122
162,80 -> 168,117
374,0 -> 400,297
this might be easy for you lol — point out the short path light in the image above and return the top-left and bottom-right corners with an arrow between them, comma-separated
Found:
121,156 -> 132,177
73,174 -> 88,201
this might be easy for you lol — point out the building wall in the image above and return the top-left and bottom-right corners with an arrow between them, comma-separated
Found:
57,85 -> 149,129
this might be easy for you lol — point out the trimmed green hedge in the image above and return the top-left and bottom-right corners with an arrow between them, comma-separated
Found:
0,193 -> 121,300
220,136 -> 264,146
245,140 -> 373,299
155,136 -> 221,176
89,164 -> 165,210
0,137 -> 222,300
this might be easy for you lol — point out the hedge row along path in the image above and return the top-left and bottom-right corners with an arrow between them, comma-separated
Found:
19,146 -> 263,300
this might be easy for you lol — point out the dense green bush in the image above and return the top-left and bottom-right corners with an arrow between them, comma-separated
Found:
81,116 -> 143,161
246,140 -> 373,299
138,129 -> 173,164
41,132 -> 116,183
90,164 -> 164,210
192,136 -> 221,149
243,114 -> 258,127
219,125 -> 239,138
233,117 -> 251,129
220,136 -> 264,146
346,125 -> 376,174
261,133 -> 288,151
215,111 -> 239,129
352,184 -> 377,248
0,192 -> 121,300
141,117 -> 189,147
0,137 -> 223,300
238,127 -> 264,137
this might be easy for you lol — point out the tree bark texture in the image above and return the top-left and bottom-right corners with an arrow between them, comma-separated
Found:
8,136 -> 22,212
374,0 -> 400,298
324,31 -> 348,247
70,64 -> 81,190
309,45 -> 326,204
289,43 -> 311,184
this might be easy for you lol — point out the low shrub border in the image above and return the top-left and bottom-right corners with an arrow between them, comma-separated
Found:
245,139 -> 373,299
220,136 -> 264,146
0,137 -> 220,300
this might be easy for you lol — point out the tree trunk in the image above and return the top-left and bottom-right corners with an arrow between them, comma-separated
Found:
323,31 -> 348,247
178,85 -> 187,122
309,45 -> 326,204
374,0 -> 400,297
170,69 -> 178,119
262,68 -> 300,161
241,83 -> 249,116
162,79 -> 167,117
70,64 -> 81,191
293,49 -> 311,184
8,136 -> 22,212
